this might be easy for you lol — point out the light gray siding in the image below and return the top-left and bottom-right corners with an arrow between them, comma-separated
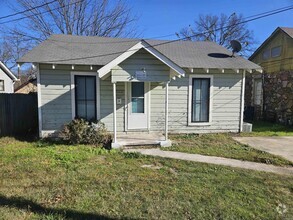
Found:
40,69 -> 72,131
99,77 -> 125,131
39,63 -> 242,135
111,49 -> 170,82
150,73 -> 242,133
39,65 -> 100,132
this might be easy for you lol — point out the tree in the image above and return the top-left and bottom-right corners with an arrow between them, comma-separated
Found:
177,13 -> 255,57
0,32 -> 31,69
1,0 -> 138,71
11,0 -> 138,42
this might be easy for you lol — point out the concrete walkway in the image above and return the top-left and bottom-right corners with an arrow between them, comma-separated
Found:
124,148 -> 293,176
233,136 -> 293,162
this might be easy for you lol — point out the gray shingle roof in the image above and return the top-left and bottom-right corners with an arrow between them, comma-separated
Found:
18,34 -> 260,70
280,27 -> 293,38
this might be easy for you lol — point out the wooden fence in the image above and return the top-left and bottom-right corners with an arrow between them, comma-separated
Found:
0,93 -> 38,136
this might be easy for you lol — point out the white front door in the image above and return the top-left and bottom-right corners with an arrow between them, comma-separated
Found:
127,82 -> 149,130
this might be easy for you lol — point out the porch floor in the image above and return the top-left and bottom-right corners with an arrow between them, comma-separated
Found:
117,132 -> 166,146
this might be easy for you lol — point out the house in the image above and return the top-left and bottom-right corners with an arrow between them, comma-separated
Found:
15,77 -> 37,94
245,27 -> 293,123
0,61 -> 18,93
18,35 -> 261,147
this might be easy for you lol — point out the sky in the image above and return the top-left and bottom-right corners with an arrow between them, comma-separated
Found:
1,0 -> 293,48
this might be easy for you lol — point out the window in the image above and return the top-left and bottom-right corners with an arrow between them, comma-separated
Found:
0,80 -> 4,91
74,75 -> 96,121
131,82 -> 144,113
189,76 -> 212,124
271,46 -> 281,58
262,49 -> 270,60
254,79 -> 262,105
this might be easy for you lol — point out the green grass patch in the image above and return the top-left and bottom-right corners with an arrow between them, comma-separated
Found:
241,121 -> 293,137
0,137 -> 292,219
167,133 -> 293,167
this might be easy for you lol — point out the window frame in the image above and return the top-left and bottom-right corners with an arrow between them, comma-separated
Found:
271,46 -> 282,58
70,72 -> 100,121
0,80 -> 4,91
188,75 -> 213,126
262,49 -> 270,60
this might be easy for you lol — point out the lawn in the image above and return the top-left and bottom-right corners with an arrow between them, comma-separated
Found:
241,121 -> 293,137
167,133 -> 293,167
0,137 -> 293,219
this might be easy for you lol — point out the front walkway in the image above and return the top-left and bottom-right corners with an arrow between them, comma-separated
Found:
124,148 -> 293,175
233,136 -> 293,162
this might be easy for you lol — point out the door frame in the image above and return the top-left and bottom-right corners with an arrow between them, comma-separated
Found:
124,82 -> 150,131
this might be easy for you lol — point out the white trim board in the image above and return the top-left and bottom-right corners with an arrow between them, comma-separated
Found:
97,41 -> 186,79
0,61 -> 17,81
188,74 -> 213,126
36,63 -> 43,137
70,72 -> 100,120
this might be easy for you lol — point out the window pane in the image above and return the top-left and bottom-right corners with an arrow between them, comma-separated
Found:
75,77 -> 86,100
271,46 -> 281,58
132,98 -> 144,113
192,78 -> 210,122
86,101 -> 96,121
77,100 -> 86,118
262,49 -> 270,60
132,82 -> 144,97
0,80 -> 4,91
86,77 -> 95,100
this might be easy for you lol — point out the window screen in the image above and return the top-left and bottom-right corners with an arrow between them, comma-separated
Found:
192,78 -> 210,122
75,76 -> 96,121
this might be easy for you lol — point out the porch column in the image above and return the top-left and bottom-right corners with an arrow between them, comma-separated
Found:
113,82 -> 117,143
165,81 -> 169,140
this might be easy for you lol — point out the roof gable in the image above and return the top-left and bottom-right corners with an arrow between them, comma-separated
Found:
249,27 -> 293,60
98,40 -> 185,79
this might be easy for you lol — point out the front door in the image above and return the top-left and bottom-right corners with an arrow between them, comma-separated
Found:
127,82 -> 149,130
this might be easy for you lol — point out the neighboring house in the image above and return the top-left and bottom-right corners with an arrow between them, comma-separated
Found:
245,27 -> 293,123
15,78 -> 37,94
0,61 -> 18,93
18,35 -> 261,147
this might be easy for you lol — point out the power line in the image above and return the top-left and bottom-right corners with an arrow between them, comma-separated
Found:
35,5 -> 293,63
45,5 -> 293,44
0,0 -> 57,21
0,0 -> 84,25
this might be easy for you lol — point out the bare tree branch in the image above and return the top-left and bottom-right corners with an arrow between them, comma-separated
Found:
178,13 -> 256,57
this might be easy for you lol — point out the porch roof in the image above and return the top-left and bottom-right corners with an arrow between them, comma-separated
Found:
18,34 -> 261,71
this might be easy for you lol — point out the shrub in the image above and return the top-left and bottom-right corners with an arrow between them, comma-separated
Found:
59,119 -> 112,146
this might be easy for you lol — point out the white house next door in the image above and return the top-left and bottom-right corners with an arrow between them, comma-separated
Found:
127,82 -> 149,130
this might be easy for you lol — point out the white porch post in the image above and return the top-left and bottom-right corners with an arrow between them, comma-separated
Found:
165,81 -> 169,141
113,82 -> 117,143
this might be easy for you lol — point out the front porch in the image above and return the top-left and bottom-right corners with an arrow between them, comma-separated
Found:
97,45 -> 186,149
116,132 -> 170,147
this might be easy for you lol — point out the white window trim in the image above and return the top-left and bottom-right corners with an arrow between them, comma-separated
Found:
188,74 -> 213,126
70,72 -> 100,120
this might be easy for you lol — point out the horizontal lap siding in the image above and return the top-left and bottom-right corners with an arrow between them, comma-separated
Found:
40,70 -> 72,130
100,77 -> 124,131
150,73 -> 242,133
111,49 -> 170,82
